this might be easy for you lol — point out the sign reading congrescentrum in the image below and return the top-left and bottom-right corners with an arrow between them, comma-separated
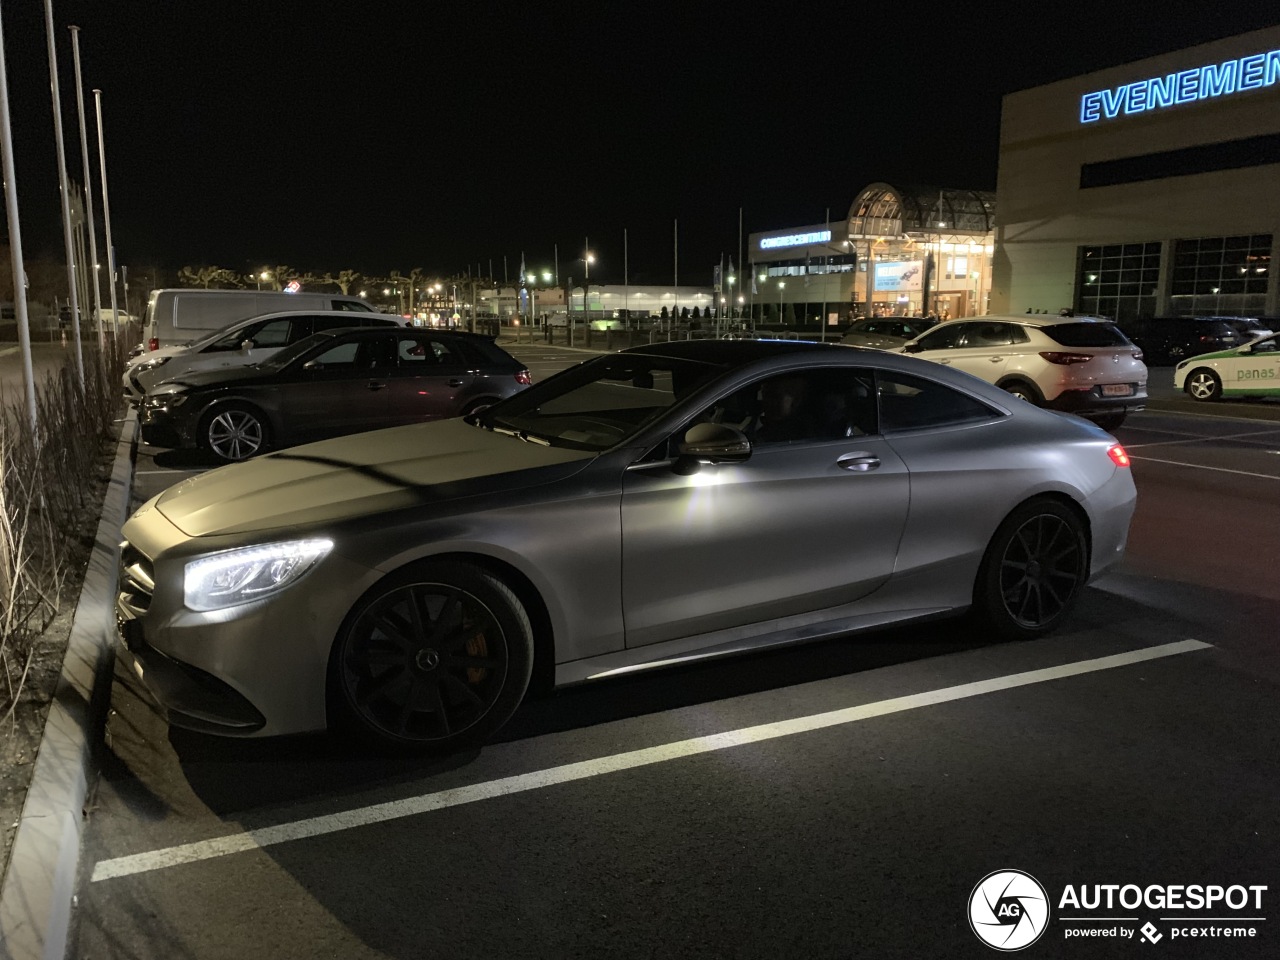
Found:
759,230 -> 831,250
1080,47 -> 1280,123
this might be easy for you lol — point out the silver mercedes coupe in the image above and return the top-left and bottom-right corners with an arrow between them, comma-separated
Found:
116,340 -> 1136,750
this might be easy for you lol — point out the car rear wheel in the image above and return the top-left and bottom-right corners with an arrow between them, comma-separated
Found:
1184,369 -> 1222,401
331,561 -> 533,751
1001,380 -> 1042,405
973,498 -> 1089,641
202,403 -> 270,462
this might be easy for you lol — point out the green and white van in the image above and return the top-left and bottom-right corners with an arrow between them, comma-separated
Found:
1174,334 -> 1280,400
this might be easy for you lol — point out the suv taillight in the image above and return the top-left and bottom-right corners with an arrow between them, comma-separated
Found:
515,369 -> 531,385
148,337 -> 158,351
1039,351 -> 1093,365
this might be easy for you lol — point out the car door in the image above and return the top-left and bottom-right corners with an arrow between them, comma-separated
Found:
278,334 -> 395,443
942,321 -> 1020,383
1221,335 -> 1280,395
380,334 -> 478,425
620,366 -> 910,648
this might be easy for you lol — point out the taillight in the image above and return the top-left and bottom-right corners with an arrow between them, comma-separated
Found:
1107,443 -> 1131,467
148,337 -> 159,351
1039,351 -> 1093,365
515,369 -> 531,385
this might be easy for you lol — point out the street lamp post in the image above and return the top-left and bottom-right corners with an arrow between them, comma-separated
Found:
778,280 -> 786,326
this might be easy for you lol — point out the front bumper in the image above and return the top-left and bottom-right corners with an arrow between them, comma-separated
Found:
116,525 -> 382,737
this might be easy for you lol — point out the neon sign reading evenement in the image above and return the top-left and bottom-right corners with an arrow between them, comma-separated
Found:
1080,48 -> 1280,123
760,230 -> 831,249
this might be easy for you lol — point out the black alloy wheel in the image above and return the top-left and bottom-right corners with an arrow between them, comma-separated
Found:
974,499 -> 1089,641
333,561 -> 533,750
203,402 -> 270,462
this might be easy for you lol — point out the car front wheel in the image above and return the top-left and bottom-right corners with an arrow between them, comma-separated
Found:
331,561 -> 534,751
973,498 -> 1089,641
1184,369 -> 1222,401
202,403 -> 270,462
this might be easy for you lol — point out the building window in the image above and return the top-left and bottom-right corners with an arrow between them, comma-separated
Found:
1169,234 -> 1271,316
1074,242 -> 1161,321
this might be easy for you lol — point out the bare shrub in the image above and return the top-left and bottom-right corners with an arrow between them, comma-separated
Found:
0,342 -> 128,726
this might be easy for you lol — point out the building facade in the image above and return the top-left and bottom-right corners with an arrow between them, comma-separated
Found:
747,184 -> 995,324
993,25 -> 1280,320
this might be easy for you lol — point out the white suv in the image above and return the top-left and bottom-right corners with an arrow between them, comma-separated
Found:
897,315 -> 1147,430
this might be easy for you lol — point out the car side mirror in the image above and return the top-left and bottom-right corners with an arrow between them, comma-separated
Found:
239,339 -> 254,353
302,359 -> 320,371
903,342 -> 923,354
675,422 -> 751,474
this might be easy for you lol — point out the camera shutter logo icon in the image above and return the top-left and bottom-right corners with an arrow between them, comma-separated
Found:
968,869 -> 1050,951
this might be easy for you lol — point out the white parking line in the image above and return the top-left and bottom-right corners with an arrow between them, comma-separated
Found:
1129,455 -> 1280,481
89,639 -> 1210,883
1125,426 -> 1280,449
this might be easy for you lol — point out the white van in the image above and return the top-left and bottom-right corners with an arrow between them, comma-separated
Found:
141,288 -> 376,351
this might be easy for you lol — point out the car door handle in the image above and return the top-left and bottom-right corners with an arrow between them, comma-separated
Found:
936,358 -> 952,364
837,454 -> 881,472
988,356 -> 1004,362
366,380 -> 387,391
447,378 -> 466,387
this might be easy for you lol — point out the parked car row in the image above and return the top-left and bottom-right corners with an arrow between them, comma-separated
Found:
129,306 -> 532,463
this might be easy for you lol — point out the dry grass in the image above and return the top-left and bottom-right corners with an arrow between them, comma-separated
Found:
0,340 -> 128,728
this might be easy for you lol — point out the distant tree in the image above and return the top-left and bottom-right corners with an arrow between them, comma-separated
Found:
691,306 -> 701,319
178,265 -> 242,289
680,307 -> 690,320
784,302 -> 796,324
316,269 -> 362,295
660,305 -> 669,320
245,266 -> 302,291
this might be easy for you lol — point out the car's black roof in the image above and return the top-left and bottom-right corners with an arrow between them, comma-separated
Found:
308,326 -> 495,342
621,338 -> 854,363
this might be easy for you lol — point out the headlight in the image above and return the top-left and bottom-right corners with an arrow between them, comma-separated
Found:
144,393 -> 187,408
183,539 -> 333,612
137,356 -> 171,372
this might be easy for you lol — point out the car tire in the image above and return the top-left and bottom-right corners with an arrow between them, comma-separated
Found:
972,498 -> 1089,642
330,560 -> 534,752
1000,380 -> 1042,405
1089,413 -> 1126,432
201,402 -> 271,462
462,397 -> 495,417
1184,368 -> 1222,401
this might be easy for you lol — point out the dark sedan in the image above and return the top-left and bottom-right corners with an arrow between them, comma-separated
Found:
140,327 -> 531,462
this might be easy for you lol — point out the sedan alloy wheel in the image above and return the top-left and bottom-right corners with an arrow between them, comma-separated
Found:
333,562 -> 533,750
1185,369 -> 1222,401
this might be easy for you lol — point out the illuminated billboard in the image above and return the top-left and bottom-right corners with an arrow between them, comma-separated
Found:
760,230 -> 831,250
873,261 -> 923,292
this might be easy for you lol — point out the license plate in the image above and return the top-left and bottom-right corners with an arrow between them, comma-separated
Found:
1101,384 -> 1133,397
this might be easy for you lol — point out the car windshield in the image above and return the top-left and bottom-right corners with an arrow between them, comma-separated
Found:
1042,322 -> 1132,347
476,353 -> 726,451
255,332 -> 335,371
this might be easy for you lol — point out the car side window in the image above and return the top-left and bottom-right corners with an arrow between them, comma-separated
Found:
690,368 -> 878,446
307,341 -> 361,369
397,337 -> 464,367
250,319 -> 294,347
312,315 -> 358,333
958,322 -> 1016,347
877,371 -> 1001,431
915,324 -> 965,351
206,321 -> 263,352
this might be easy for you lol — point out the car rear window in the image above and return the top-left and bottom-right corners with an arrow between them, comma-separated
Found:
1042,322 -> 1132,347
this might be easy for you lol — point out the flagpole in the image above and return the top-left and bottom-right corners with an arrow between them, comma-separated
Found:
70,27 -> 103,349
45,0 -> 84,387
93,89 -> 119,346
623,227 -> 629,331
820,207 -> 830,341
737,207 -> 744,328
673,218 -> 678,335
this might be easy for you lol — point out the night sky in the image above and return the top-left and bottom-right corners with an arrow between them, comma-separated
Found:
3,1 -> 1278,287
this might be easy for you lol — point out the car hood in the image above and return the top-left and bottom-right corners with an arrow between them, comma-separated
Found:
152,364 -> 276,392
154,418 -> 595,538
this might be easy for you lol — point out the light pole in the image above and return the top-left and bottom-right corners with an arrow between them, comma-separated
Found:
581,250 -> 595,332
778,280 -> 786,325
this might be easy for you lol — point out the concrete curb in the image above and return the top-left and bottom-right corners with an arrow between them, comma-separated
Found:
0,409 -> 137,960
